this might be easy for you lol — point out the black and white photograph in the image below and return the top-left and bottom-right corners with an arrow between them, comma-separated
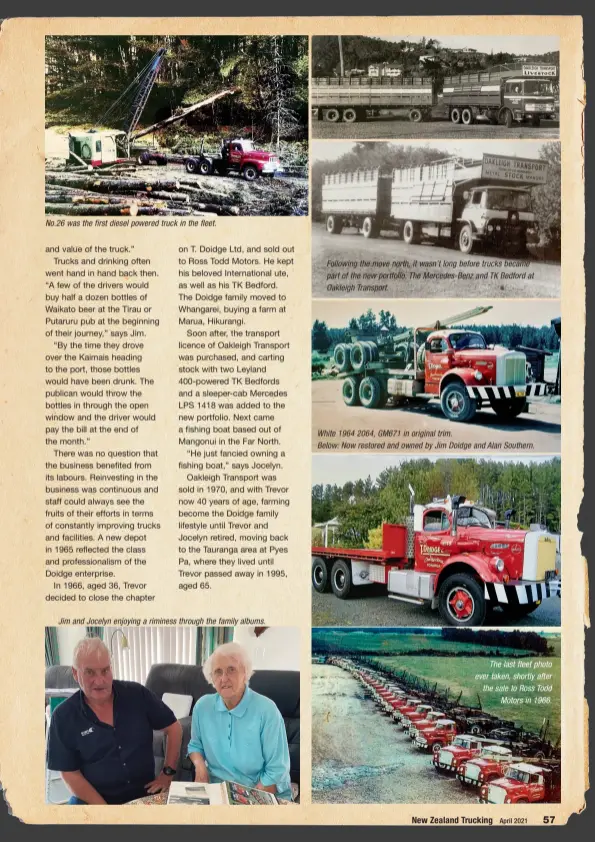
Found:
311,35 -> 559,139
312,140 -> 560,298
45,36 -> 308,217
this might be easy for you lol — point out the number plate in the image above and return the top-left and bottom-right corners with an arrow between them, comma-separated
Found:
515,389 -> 526,398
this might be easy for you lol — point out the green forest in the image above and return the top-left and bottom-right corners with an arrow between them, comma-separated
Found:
45,35 -> 308,149
312,35 -> 559,79
312,142 -> 561,236
311,457 -> 561,544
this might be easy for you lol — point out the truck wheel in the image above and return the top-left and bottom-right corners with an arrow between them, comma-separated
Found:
333,343 -> 352,373
326,215 -> 343,235
342,108 -> 358,123
323,108 -> 340,123
431,742 -> 443,754
499,108 -> 514,128
359,376 -> 382,409
441,382 -> 477,423
185,158 -> 199,174
458,224 -> 474,254
342,376 -> 361,406
330,560 -> 353,599
350,342 -> 370,372
242,164 -> 259,181
312,557 -> 331,593
461,108 -> 474,125
438,574 -> 486,626
450,108 -> 462,124
362,217 -> 379,239
198,159 -> 212,176
137,151 -> 150,165
409,108 -> 423,123
403,220 -> 420,245
490,397 -> 527,420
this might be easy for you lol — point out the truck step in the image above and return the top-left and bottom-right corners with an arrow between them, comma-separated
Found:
387,594 -> 426,605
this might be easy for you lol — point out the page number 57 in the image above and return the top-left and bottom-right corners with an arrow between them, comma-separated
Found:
543,817 -> 555,824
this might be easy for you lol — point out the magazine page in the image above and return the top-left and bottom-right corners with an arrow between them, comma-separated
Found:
0,13 -> 586,828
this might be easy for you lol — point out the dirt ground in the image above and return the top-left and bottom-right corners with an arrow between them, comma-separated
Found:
312,223 -> 561,299
312,118 -> 560,141
312,664 -> 478,804
312,379 -> 561,454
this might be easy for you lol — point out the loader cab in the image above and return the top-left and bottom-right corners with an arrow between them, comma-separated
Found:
68,129 -> 125,166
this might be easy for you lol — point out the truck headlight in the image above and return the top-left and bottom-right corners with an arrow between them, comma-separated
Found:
496,224 -> 502,232
474,371 -> 483,381
492,557 -> 505,572
487,224 -> 494,233
505,798 -> 512,803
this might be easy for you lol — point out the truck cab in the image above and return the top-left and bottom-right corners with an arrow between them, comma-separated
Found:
401,703 -> 433,730
501,77 -> 556,125
414,719 -> 457,751
433,735 -> 485,773
459,185 -> 538,254
457,745 -> 514,786
409,710 -> 445,739
479,762 -> 555,804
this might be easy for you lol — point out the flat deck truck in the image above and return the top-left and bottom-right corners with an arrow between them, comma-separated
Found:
312,491 -> 560,627
322,153 -> 548,254
312,62 -> 558,125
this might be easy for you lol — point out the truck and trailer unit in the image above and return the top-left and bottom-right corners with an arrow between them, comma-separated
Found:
321,154 -> 548,254
311,490 -> 560,626
311,62 -> 558,125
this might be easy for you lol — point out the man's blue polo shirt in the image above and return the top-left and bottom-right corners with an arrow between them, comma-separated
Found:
187,686 -> 292,800
47,680 -> 176,804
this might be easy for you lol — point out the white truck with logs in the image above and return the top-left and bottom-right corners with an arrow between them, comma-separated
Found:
311,62 -> 558,125
322,154 -> 548,254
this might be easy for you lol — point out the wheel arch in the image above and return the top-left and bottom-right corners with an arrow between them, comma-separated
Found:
439,370 -> 476,395
435,557 -> 490,593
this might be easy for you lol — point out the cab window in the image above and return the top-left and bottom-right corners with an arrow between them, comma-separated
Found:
427,337 -> 448,353
423,510 -> 450,532
95,140 -> 102,152
232,143 -> 242,152
471,191 -> 483,205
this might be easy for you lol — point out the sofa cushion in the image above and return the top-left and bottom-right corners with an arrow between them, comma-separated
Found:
162,692 -> 193,719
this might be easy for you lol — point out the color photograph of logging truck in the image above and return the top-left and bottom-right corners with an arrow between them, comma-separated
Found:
312,140 -> 560,299
311,455 -> 561,628
311,629 -> 561,804
45,36 -> 308,217
312,300 -> 561,453
311,35 -> 559,139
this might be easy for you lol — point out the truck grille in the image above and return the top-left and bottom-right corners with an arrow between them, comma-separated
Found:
536,536 -> 557,580
498,353 -> 526,386
464,763 -> 481,781
487,785 -> 507,804
439,751 -> 454,767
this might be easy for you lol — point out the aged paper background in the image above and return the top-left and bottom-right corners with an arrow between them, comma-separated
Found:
0,14 -> 586,825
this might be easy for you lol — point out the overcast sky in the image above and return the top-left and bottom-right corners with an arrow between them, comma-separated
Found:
312,140 -> 551,165
312,455 -> 558,486
369,36 -> 559,54
313,300 -> 560,330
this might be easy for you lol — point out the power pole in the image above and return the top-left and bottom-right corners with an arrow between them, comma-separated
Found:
338,35 -> 344,76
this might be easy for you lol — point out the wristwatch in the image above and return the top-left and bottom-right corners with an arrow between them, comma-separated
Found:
162,766 -> 177,776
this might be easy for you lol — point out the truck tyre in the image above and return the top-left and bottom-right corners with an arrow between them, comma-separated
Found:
342,108 -> 358,123
458,224 -> 474,254
242,164 -> 259,181
185,158 -> 200,174
312,557 -> 331,593
330,559 -> 353,599
350,342 -> 370,372
342,376 -> 361,406
403,220 -> 420,245
441,382 -> 477,423
438,573 -> 487,626
333,343 -> 352,373
326,215 -> 343,235
499,108 -> 514,128
431,742 -> 443,754
409,108 -> 423,123
359,376 -> 382,409
490,397 -> 527,420
137,151 -> 151,165
461,108 -> 474,125
362,216 -> 379,239
323,108 -> 340,123
450,108 -> 462,124
198,159 -> 212,176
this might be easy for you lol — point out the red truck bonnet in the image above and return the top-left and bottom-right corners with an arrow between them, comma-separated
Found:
451,348 -> 506,383
434,525 -> 526,581
244,150 -> 277,162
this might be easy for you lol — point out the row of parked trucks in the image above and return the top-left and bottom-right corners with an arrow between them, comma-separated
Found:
324,656 -> 561,804
312,63 -> 558,125
312,486 -> 561,627
321,154 -> 548,255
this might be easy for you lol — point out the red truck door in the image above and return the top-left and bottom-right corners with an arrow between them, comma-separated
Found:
424,335 -> 452,394
228,142 -> 244,167
415,508 -> 452,573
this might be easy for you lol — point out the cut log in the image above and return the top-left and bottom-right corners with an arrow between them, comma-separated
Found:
131,89 -> 238,140
45,203 -> 162,216
46,174 -> 180,193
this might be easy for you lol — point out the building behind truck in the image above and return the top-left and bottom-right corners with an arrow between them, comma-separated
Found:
321,153 -> 548,254
311,62 -> 558,125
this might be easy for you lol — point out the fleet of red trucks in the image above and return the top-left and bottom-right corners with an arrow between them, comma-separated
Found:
312,488 -> 560,626
312,63 -> 558,125
321,154 -> 548,254
320,657 -> 561,803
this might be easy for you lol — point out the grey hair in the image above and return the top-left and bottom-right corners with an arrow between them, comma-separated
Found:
73,637 -> 110,670
203,642 -> 253,686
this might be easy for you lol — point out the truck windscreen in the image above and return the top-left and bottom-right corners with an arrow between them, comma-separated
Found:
449,332 -> 487,350
523,80 -> 553,96
486,190 -> 532,212
457,506 -> 492,529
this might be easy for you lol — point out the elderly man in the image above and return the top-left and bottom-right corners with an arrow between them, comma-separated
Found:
47,638 -> 183,805
188,642 -> 292,801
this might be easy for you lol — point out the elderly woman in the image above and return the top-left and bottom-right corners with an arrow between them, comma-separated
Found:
188,642 -> 292,801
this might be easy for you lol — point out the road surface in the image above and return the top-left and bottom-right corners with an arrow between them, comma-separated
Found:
312,586 -> 561,628
312,223 -> 561,299
312,379 -> 561,454
312,664 -> 479,804
312,118 -> 560,140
